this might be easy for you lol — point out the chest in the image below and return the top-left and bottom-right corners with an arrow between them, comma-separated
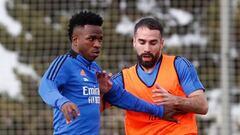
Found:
63,63 -> 101,104
123,66 -> 184,102
69,65 -> 98,87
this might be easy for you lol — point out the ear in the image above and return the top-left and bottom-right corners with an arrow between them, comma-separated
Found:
160,39 -> 164,49
132,37 -> 136,48
72,35 -> 78,46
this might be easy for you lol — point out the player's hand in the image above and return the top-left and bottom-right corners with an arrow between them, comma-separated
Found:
61,101 -> 80,124
96,71 -> 113,94
152,84 -> 186,123
162,104 -> 180,123
152,84 -> 179,107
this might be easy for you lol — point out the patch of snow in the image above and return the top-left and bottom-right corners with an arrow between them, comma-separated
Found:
116,15 -> 134,35
0,0 -> 22,36
0,44 -> 39,100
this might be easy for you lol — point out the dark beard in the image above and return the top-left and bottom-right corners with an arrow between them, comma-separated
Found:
137,52 -> 159,69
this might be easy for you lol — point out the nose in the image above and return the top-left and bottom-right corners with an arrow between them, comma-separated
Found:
93,40 -> 101,48
143,44 -> 151,52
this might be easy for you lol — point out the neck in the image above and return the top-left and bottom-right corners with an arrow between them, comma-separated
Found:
71,46 -> 80,54
71,46 -> 91,61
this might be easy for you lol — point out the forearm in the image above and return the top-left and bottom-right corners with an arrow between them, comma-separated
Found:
38,78 -> 69,109
104,84 -> 164,118
174,93 -> 208,114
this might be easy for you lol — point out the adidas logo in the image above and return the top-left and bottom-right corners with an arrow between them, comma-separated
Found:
83,78 -> 89,81
80,69 -> 86,76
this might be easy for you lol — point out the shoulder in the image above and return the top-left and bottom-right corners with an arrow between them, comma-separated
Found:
45,54 -> 70,80
174,56 -> 196,78
174,56 -> 194,68
52,54 -> 69,61
111,72 -> 124,87
58,54 -> 72,68
50,54 -> 70,68
121,64 -> 136,72
111,72 -> 123,80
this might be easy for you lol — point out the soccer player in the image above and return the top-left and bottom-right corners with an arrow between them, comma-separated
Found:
38,11 -> 176,135
110,17 -> 208,135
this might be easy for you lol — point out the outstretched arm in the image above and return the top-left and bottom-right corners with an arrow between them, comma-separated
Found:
97,72 -> 178,122
38,56 -> 80,124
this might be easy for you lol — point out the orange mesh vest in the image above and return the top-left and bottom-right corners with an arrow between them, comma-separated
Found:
122,55 -> 197,135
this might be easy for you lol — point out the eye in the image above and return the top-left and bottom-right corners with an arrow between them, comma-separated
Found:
138,39 -> 145,45
150,40 -> 158,45
98,37 -> 103,43
87,37 -> 94,41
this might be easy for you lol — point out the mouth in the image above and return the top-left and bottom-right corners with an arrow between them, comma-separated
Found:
92,51 -> 100,56
142,55 -> 153,61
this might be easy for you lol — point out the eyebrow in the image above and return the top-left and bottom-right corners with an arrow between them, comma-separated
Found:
138,39 -> 145,41
138,38 -> 158,42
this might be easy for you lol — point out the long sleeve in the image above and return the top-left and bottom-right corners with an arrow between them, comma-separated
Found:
103,81 -> 164,118
38,55 -> 70,110
39,77 -> 70,110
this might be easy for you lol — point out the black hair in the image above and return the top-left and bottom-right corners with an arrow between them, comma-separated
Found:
68,11 -> 103,42
134,17 -> 163,36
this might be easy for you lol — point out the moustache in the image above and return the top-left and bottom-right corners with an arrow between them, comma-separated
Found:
140,53 -> 154,58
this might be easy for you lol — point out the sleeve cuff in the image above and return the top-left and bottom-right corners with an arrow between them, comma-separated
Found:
56,97 -> 70,110
158,105 -> 164,118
